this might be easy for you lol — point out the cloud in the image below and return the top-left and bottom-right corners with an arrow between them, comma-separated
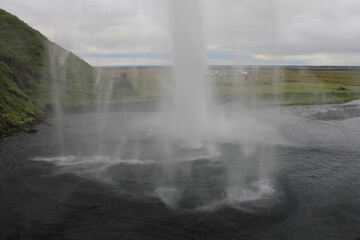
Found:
2,0 -> 360,65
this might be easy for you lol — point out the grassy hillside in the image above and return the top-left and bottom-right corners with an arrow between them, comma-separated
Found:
0,9 -> 96,137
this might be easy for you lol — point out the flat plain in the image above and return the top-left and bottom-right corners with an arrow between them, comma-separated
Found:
97,65 -> 360,105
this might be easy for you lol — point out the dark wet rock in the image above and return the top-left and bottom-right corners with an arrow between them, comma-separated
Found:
337,86 -> 349,91
27,128 -> 38,134
335,104 -> 358,109
310,108 -> 360,120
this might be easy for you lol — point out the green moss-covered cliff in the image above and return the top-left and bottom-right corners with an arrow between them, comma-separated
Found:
0,9 -> 96,137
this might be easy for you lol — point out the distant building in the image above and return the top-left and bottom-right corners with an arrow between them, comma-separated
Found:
204,69 -> 248,80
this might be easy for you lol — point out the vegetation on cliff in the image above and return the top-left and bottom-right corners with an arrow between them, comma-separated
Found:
0,9 -> 96,137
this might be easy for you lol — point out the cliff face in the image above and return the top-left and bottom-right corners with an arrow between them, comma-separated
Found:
0,9 -> 96,137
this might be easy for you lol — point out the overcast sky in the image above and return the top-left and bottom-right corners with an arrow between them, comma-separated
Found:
2,0 -> 360,66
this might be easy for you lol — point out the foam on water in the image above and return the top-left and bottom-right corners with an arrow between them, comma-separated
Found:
34,156 -> 156,166
33,156 -> 157,185
195,180 -> 278,212
154,187 -> 182,209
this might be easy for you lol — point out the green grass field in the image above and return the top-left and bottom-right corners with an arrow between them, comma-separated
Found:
96,66 -> 360,105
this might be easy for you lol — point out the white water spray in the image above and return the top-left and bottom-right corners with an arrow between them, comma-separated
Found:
37,1 -> 287,211
171,0 -> 208,148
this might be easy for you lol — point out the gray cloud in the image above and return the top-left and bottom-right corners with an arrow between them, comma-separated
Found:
2,0 -> 360,65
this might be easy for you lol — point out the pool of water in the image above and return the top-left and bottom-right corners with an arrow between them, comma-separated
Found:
1,101 -> 360,239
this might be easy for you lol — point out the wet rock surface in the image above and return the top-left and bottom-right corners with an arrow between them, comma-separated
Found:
310,108 -> 360,120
